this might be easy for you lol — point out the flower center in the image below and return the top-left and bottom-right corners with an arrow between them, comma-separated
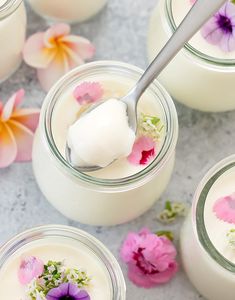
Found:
59,296 -> 76,300
133,248 -> 159,275
217,14 -> 233,34
140,148 -> 155,165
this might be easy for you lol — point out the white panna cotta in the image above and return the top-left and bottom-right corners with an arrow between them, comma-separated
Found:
67,99 -> 135,168
32,61 -> 178,226
148,0 -> 235,112
180,155 -> 235,300
0,0 -> 26,82
0,225 -> 126,300
27,0 -> 107,23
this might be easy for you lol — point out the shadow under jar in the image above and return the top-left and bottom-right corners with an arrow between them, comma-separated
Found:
0,0 -> 26,83
32,61 -> 178,226
148,0 -> 235,112
0,224 -> 126,299
180,155 -> 235,300
27,0 -> 108,23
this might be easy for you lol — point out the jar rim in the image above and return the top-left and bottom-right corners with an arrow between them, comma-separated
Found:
165,0 -> 235,66
40,60 -> 178,191
0,224 -> 126,299
0,0 -> 22,19
193,155 -> 235,272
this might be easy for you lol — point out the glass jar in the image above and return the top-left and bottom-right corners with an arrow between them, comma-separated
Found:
0,224 -> 126,299
0,0 -> 26,83
32,61 -> 178,226
180,155 -> 235,300
27,0 -> 108,23
148,0 -> 235,112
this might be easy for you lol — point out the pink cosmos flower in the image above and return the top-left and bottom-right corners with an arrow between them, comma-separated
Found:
127,136 -> 156,165
213,192 -> 235,224
23,23 -> 95,92
73,82 -> 103,105
0,90 -> 40,168
120,228 -> 178,288
201,1 -> 235,52
18,256 -> 44,285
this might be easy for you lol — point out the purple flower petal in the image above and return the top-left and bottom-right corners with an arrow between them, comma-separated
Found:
46,283 -> 90,300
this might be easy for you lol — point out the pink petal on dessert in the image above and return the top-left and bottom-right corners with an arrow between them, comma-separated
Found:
8,120 -> 34,162
44,23 -> 71,48
11,109 -> 40,132
213,193 -> 235,224
62,35 -> 95,60
23,32 -> 55,68
18,256 -> 44,285
0,123 -> 17,168
73,82 -> 104,104
1,89 -> 25,121
128,136 -> 156,165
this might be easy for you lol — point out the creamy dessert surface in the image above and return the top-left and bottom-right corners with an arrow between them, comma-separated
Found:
172,0 -> 235,59
203,166 -> 235,263
0,238 -> 112,300
52,76 -> 165,179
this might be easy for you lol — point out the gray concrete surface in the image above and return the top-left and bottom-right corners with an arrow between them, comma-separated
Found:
1,0 -> 235,299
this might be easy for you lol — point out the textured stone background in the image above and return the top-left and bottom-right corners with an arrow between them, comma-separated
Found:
1,0 -> 235,299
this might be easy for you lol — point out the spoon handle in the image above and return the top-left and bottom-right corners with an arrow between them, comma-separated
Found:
131,0 -> 226,101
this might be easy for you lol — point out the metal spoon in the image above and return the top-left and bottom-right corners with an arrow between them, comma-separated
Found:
66,0 -> 226,172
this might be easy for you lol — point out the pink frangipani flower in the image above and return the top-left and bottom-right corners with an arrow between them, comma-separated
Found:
201,1 -> 235,52
18,256 -> 44,285
23,23 -> 95,92
0,90 -> 40,168
127,136 -> 156,166
213,192 -> 235,224
120,228 -> 178,288
73,82 -> 103,105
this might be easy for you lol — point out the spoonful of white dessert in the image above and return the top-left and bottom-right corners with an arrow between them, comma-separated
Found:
66,0 -> 226,172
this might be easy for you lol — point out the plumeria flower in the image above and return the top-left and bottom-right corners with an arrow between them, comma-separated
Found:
213,192 -> 235,223
18,256 -> 44,285
0,90 -> 40,168
46,283 -> 90,300
127,136 -> 156,165
23,23 -> 95,92
120,228 -> 178,288
73,82 -> 103,105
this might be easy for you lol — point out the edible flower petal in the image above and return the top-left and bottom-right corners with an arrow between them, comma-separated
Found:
18,256 -> 44,285
120,228 -> 178,288
213,192 -> 235,223
127,136 -> 156,165
73,82 -> 103,105
199,1 -> 235,52
0,90 -> 40,168
46,283 -> 90,300
23,23 -> 95,92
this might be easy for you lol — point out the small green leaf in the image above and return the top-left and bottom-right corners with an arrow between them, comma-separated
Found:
156,230 -> 174,241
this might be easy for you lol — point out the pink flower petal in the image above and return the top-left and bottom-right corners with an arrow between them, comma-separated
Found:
0,123 -> 17,168
128,136 -> 156,165
37,56 -> 69,92
62,35 -> 95,60
8,120 -> 34,162
1,89 -> 25,121
18,256 -> 44,285
23,32 -> 55,68
213,193 -> 235,223
11,109 -> 40,132
73,82 -> 104,105
44,23 -> 71,48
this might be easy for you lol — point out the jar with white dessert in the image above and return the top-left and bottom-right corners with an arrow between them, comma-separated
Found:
0,0 -> 26,83
180,155 -> 235,300
27,0 -> 108,23
0,224 -> 126,300
148,0 -> 235,112
32,61 -> 178,226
